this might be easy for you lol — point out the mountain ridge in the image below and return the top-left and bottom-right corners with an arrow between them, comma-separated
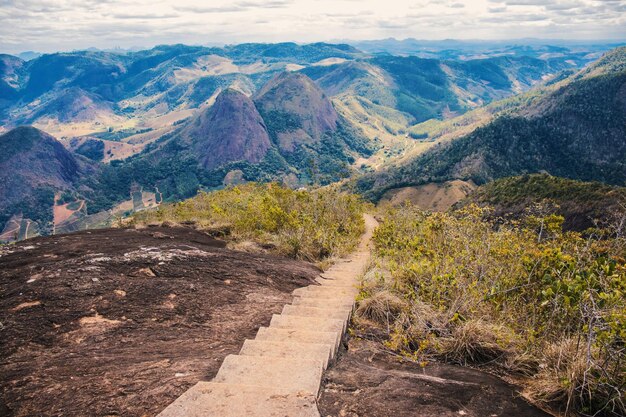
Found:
1,43 -> 625,239
0,126 -> 92,232
354,46 -> 626,200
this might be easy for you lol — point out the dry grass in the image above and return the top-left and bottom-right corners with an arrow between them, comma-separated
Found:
439,319 -> 520,366
356,290 -> 407,324
525,339 -> 589,410
524,338 -> 626,416
226,240 -> 270,254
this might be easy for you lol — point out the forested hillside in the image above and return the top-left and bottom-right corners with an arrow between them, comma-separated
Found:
355,47 -> 626,200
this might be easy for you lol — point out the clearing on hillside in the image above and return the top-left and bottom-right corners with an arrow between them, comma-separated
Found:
379,180 -> 476,211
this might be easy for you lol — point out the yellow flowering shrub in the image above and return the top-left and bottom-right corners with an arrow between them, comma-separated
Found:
363,203 -> 625,416
130,183 -> 366,262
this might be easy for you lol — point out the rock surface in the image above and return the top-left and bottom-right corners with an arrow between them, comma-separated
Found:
317,333 -> 553,417
0,226 -> 319,417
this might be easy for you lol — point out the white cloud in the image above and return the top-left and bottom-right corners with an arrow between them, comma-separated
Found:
0,0 -> 624,54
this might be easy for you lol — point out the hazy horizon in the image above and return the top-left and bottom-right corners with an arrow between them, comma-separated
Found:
1,0 -> 625,55
6,37 -> 626,56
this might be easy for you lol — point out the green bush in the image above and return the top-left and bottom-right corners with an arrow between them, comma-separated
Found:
130,183 -> 367,262
360,203 -> 626,416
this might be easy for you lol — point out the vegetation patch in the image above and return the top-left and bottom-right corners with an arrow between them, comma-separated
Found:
459,174 -> 626,231
358,204 -> 625,416
129,183 -> 367,263
74,139 -> 105,161
91,127 -> 153,142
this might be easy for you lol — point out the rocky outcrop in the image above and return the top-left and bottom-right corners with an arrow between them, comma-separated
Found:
185,89 -> 271,169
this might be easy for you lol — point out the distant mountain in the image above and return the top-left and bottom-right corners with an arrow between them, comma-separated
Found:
0,43 -> 371,164
2,43 -> 363,111
355,47 -> 626,200
73,71 -> 372,224
0,54 -> 24,95
18,50 -> 126,101
184,89 -> 271,169
223,42 -> 362,64
1,42 -> 624,240
303,54 -> 580,123
20,87 -> 116,124
0,41 -> 601,162
158,71 -> 371,185
458,174 -> 626,231
0,126 -> 91,231
0,54 -> 26,116
255,72 -> 339,151
17,51 -> 42,61
348,38 -> 624,61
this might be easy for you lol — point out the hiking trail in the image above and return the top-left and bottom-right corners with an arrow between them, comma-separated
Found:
157,213 -> 378,417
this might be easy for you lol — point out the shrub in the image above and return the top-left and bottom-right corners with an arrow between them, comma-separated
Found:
129,183 -> 366,262
356,290 -> 407,325
439,319 -> 519,366
359,203 -> 626,416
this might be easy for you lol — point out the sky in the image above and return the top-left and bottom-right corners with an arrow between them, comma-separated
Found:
1,0 -> 625,54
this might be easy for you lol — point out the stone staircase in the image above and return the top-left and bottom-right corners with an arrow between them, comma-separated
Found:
157,214 -> 377,417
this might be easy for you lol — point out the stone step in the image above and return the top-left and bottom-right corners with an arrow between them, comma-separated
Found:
291,284 -> 359,296
282,304 -> 351,322
323,266 -> 364,274
291,297 -> 355,310
254,327 -> 341,356
239,339 -> 332,369
315,277 -> 358,287
213,355 -> 323,395
269,314 -> 346,335
291,292 -> 356,305
155,214 -> 378,417
157,382 -> 319,417
292,285 -> 358,298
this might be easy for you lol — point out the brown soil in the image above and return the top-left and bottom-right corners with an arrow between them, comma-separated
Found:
318,337 -> 552,417
53,200 -> 86,228
0,226 -> 319,417
379,180 -> 477,211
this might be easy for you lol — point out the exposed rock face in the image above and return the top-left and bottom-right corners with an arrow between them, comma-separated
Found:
0,126 -> 81,205
186,89 -> 271,169
254,72 -> 338,152
318,338 -> 552,417
0,226 -> 319,416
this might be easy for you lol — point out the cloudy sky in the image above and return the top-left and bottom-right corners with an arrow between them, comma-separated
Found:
1,0 -> 625,53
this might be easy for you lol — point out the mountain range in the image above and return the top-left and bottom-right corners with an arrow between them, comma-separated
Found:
354,46 -> 626,200
1,41 -> 625,240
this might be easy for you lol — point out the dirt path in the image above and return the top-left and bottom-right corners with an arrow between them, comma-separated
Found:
157,214 -> 378,417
